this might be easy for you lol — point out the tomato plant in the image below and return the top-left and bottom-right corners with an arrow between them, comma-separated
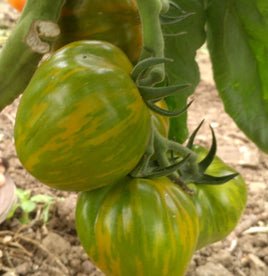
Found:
14,40 -> 151,191
0,0 -> 267,275
76,176 -> 199,276
2,0 -> 268,151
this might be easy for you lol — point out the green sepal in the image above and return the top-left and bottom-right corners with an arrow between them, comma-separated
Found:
146,100 -> 192,117
138,83 -> 190,102
139,154 -> 191,179
193,173 -> 239,185
186,119 -> 205,149
131,57 -> 173,83
198,125 -> 216,173
180,123 -> 239,185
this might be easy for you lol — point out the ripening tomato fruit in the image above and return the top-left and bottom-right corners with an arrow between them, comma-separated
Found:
76,176 -> 199,276
189,145 -> 248,250
14,40 -> 151,191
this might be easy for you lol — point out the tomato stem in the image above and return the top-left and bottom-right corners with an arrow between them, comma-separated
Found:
135,0 -> 169,86
0,0 -> 65,111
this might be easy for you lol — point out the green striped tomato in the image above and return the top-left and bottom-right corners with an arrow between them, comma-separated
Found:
55,0 -> 142,64
14,40 -> 151,192
76,176 -> 199,276
189,145 -> 248,250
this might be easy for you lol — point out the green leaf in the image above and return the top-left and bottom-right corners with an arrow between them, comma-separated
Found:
21,201 -> 36,213
42,204 -> 51,224
162,0 -> 206,143
6,203 -> 20,219
19,216 -> 30,224
205,0 -> 268,153
31,194 -> 54,203
16,188 -> 31,201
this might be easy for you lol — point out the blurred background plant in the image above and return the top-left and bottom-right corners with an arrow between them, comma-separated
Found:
7,188 -> 63,224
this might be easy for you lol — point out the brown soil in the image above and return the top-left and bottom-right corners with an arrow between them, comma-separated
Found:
0,1 -> 267,275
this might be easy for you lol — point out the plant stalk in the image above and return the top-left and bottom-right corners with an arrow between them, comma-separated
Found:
135,0 -> 169,86
0,0 -> 65,111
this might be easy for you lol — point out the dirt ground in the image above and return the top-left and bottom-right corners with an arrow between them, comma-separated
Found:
0,1 -> 267,275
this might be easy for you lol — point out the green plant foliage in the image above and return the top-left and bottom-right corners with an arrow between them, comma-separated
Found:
7,188 -> 57,224
162,0 -> 206,143
30,194 -> 56,223
205,0 -> 268,152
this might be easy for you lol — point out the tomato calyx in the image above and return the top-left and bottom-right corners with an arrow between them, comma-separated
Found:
130,121 -> 192,179
130,119 -> 238,193
179,121 -> 239,184
132,56 -> 192,117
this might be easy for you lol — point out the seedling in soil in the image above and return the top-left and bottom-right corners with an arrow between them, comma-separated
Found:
7,188 -> 58,224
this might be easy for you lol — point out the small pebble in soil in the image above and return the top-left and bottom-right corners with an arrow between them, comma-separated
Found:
42,232 -> 71,255
82,260 -> 96,274
195,261 -> 233,276
15,262 -> 31,275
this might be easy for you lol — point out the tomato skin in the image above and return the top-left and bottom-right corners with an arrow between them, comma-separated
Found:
8,0 -> 142,64
14,40 -> 151,192
76,176 -> 199,276
189,145 -> 248,250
